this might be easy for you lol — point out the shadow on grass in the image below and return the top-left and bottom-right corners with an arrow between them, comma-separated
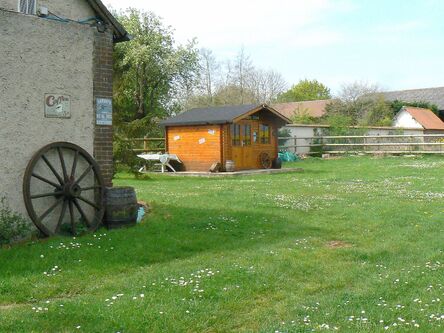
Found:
0,204 -> 322,279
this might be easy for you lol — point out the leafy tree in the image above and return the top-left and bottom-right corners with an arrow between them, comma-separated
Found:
112,9 -> 200,171
277,79 -> 331,102
113,8 -> 200,137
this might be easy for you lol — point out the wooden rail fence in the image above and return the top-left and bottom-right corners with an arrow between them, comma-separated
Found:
123,137 -> 166,153
279,133 -> 444,155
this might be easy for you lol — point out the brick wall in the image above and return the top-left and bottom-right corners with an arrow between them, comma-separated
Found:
93,30 -> 114,186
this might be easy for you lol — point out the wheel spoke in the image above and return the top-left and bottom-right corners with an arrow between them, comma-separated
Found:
32,173 -> 61,189
78,195 -> 100,210
41,155 -> 64,185
54,200 -> 68,234
73,199 -> 92,228
75,165 -> 93,186
70,150 -> 79,179
31,191 -> 63,199
36,197 -> 63,224
69,200 -> 76,235
57,147 -> 68,181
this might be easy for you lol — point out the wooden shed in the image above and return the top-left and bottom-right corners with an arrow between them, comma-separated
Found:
160,104 -> 291,171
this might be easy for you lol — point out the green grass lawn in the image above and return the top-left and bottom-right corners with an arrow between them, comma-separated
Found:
1,156 -> 443,332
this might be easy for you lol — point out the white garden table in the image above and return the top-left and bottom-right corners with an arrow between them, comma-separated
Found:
137,153 -> 182,173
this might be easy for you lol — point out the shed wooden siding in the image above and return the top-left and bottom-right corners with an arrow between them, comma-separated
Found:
166,125 -> 221,171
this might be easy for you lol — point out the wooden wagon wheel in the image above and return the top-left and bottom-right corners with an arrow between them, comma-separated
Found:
23,142 -> 105,236
259,152 -> 272,169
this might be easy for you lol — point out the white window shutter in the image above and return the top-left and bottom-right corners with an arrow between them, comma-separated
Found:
19,0 -> 27,13
18,0 -> 36,14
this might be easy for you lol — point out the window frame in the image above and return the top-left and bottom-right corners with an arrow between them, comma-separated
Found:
259,123 -> 271,144
243,124 -> 252,146
231,124 -> 241,146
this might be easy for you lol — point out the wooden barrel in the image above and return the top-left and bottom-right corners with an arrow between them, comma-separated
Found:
272,157 -> 282,169
225,160 -> 235,172
104,187 -> 138,229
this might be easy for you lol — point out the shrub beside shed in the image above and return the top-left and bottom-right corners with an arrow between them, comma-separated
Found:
160,104 -> 291,171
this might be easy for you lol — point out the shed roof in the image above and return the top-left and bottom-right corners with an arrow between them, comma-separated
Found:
86,0 -> 130,43
401,107 -> 444,130
272,100 -> 331,119
160,104 -> 291,127
382,87 -> 444,110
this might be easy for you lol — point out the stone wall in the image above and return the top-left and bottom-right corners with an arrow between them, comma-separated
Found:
0,0 -> 95,20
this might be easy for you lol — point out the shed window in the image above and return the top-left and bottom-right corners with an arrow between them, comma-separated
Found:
231,124 -> 241,146
19,0 -> 36,14
259,124 -> 270,144
243,124 -> 251,146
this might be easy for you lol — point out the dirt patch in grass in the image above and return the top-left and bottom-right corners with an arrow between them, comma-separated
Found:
0,303 -> 26,311
326,240 -> 352,249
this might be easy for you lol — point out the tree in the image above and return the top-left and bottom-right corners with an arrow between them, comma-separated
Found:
278,79 -> 331,102
184,47 -> 287,107
113,9 -> 200,137
247,68 -> 287,104
112,9 -> 200,171
198,48 -> 220,104
324,81 -> 392,126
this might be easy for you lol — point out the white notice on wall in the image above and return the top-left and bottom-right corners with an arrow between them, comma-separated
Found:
173,135 -> 181,141
198,138 -> 206,144
208,129 -> 215,135
96,98 -> 113,125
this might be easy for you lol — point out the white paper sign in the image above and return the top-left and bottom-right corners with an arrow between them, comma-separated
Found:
96,98 -> 113,125
208,129 -> 215,135
198,138 -> 206,144
173,135 -> 181,141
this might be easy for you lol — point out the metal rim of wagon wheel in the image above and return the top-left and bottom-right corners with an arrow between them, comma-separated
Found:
259,152 -> 272,169
23,142 -> 105,236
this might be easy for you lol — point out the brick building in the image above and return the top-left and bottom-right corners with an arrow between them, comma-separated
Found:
0,0 -> 128,217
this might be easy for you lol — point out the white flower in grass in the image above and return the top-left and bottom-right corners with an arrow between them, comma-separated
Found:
140,294 -> 144,298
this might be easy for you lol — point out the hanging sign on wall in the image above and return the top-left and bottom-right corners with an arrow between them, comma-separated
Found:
44,94 -> 71,118
96,98 -> 113,125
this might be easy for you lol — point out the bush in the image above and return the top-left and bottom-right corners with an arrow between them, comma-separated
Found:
390,100 -> 439,116
278,128 -> 292,147
0,197 -> 31,246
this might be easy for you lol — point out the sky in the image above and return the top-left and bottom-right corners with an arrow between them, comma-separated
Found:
104,0 -> 444,95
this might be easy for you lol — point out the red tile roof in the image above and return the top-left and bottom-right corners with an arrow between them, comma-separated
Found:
403,107 -> 444,130
272,100 -> 330,120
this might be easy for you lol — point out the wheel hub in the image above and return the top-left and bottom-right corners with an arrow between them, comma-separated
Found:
63,182 -> 82,199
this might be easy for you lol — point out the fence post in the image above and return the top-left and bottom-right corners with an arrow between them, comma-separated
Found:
143,136 -> 148,152
294,136 -> 297,154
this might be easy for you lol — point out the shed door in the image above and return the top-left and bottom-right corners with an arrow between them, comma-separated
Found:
231,121 -> 254,169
